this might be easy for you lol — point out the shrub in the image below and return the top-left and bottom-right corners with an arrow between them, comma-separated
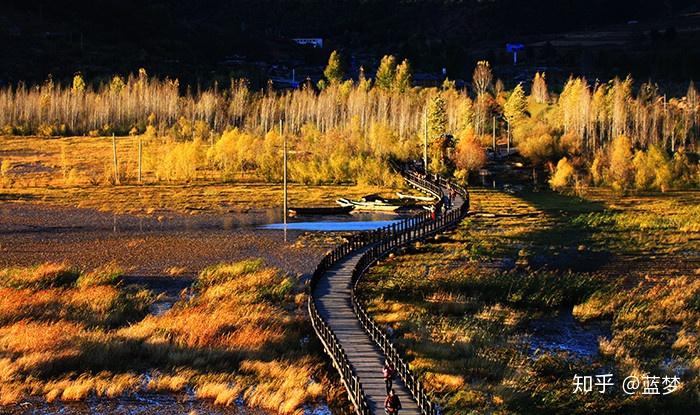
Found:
549,157 -> 575,191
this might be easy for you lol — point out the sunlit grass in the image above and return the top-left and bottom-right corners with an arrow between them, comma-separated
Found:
360,188 -> 700,414
0,135 -> 402,214
0,259 -> 337,413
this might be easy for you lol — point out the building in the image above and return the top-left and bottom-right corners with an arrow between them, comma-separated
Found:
292,38 -> 323,48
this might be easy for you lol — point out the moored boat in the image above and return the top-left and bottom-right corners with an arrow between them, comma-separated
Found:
396,192 -> 436,202
288,206 -> 354,216
335,198 -> 402,212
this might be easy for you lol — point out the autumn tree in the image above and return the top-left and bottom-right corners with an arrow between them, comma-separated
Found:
472,61 -> 493,137
608,135 -> 634,191
375,55 -> 397,91
72,73 -> 86,94
453,135 -> 486,183
520,132 -> 559,184
472,61 -> 492,96
504,83 -> 527,124
531,72 -> 549,104
323,50 -> 345,85
393,59 -> 413,93
549,157 -> 575,191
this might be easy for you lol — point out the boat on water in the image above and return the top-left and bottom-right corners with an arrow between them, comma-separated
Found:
336,197 -> 402,212
288,206 -> 354,216
396,192 -> 436,202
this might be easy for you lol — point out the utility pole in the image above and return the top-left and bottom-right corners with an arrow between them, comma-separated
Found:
507,119 -> 511,155
137,135 -> 142,183
281,119 -> 287,240
492,116 -> 496,153
111,133 -> 119,185
423,108 -> 428,173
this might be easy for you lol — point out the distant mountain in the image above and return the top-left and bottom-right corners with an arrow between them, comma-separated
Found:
1,0 -> 698,86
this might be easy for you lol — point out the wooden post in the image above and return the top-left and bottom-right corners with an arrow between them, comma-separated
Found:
111,133 -> 119,185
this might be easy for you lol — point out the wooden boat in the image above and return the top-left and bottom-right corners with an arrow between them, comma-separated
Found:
288,206 -> 354,216
396,192 -> 436,202
336,198 -> 402,212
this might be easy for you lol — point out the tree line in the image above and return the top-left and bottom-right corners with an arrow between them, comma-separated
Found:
0,51 -> 697,190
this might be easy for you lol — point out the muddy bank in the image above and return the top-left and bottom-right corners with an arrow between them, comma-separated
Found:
0,202 -> 329,277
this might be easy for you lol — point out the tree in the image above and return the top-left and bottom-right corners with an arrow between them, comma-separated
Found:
428,94 -> 447,140
549,157 -> 575,191
72,73 -> 86,94
504,83 -> 527,124
608,135 -> 634,191
427,94 -> 450,173
375,55 -> 397,91
323,50 -> 345,85
472,61 -> 492,96
393,59 -> 413,93
520,132 -> 559,184
472,61 -> 493,137
531,72 -> 549,104
453,136 -> 486,182
633,145 -> 672,192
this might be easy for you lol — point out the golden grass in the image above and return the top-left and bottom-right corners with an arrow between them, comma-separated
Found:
360,188 -> 700,413
0,262 -> 78,289
0,135 -> 401,214
0,260 -> 335,411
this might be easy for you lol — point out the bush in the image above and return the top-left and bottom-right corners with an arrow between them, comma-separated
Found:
549,157 -> 575,191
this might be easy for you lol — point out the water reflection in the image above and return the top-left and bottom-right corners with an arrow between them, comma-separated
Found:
526,309 -> 611,358
262,220 -> 400,232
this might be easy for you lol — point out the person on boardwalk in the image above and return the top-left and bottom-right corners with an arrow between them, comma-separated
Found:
382,360 -> 395,394
384,389 -> 402,415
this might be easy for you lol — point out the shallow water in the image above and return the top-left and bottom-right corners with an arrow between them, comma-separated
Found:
263,219 -> 400,231
2,393 -> 266,415
526,309 -> 611,358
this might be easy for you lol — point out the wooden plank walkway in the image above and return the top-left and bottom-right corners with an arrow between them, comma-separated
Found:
314,248 -> 420,414
313,188 -> 466,415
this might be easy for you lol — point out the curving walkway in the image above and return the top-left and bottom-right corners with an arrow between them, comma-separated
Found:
312,178 -> 466,415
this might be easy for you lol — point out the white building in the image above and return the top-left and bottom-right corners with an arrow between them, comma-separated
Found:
292,38 -> 323,48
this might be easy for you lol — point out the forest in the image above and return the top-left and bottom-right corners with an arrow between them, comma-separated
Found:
0,52 -> 698,191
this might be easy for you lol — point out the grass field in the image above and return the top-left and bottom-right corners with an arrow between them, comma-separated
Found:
0,136 -> 402,214
360,188 -> 700,414
0,259 -> 348,413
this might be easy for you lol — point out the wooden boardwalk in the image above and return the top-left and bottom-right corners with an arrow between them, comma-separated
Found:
314,248 -> 421,414
313,188 -> 466,415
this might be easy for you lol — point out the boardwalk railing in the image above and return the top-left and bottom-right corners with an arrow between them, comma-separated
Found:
308,163 -> 470,415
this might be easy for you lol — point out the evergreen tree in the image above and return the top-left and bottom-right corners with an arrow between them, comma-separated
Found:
323,50 -> 345,85
393,59 -> 413,93
427,94 -> 449,173
375,55 -> 397,91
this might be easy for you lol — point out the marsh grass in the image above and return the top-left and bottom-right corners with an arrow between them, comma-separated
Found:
0,136 -> 401,214
361,188 -> 700,414
0,259 -> 338,413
